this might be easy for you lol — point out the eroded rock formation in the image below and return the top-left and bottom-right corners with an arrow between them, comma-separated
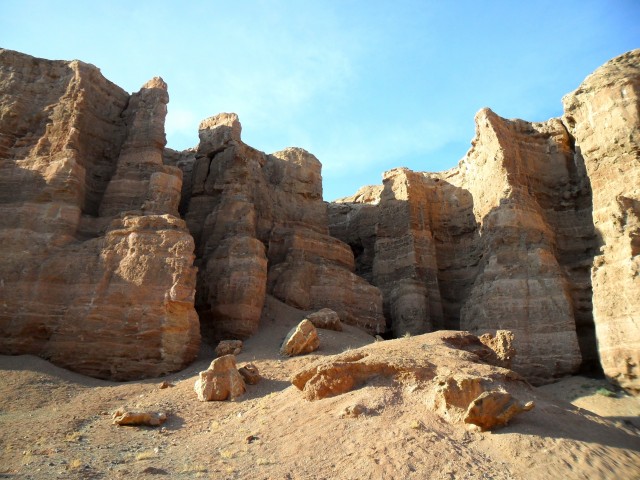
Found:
0,49 -> 199,380
292,330 -> 535,431
330,50 -> 640,389
562,50 -> 640,392
164,113 -> 385,340
1,47 -> 638,392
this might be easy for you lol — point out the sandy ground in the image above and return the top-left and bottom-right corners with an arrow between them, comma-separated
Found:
1,297 -> 639,479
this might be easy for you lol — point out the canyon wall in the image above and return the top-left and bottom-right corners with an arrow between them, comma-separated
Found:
164,114 -> 385,340
0,49 -> 200,380
330,50 -> 639,389
562,51 -> 640,392
1,48 -> 637,390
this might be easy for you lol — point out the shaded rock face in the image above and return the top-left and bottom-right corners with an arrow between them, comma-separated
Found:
562,50 -> 640,393
166,113 -> 385,340
0,49 -> 199,380
329,51 -> 640,386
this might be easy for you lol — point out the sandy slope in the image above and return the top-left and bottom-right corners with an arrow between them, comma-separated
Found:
1,297 -> 639,479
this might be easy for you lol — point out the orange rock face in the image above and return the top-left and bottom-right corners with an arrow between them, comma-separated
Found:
167,113 -> 385,340
330,50 -> 640,387
2,46 -> 637,392
0,49 -> 199,380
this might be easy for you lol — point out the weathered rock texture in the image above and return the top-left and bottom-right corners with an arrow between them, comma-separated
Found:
165,113 -> 385,340
463,390 -> 534,431
194,355 -> 246,401
305,308 -> 343,331
562,50 -> 640,392
280,319 -> 320,356
238,363 -> 261,385
215,340 -> 243,357
292,330 -> 534,431
0,49 -> 199,380
2,47 -> 638,392
330,118 -> 591,384
330,50 -> 640,388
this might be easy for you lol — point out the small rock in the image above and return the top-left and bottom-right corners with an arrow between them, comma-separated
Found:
215,340 -> 243,357
464,390 -> 535,431
281,319 -> 320,356
339,404 -> 367,418
158,381 -> 172,389
305,308 -> 343,331
141,466 -> 169,475
238,363 -> 261,385
245,434 -> 259,444
112,410 -> 167,427
478,330 -> 516,369
194,355 -> 246,401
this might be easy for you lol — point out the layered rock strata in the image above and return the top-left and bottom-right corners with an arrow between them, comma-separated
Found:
330,50 -> 639,389
330,122 -> 591,384
1,47 -> 638,392
165,114 -> 385,340
562,50 -> 640,392
0,49 -> 199,380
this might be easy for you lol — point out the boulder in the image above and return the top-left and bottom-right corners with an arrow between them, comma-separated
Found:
280,320 -> 320,357
305,308 -> 343,331
112,410 -> 167,427
238,363 -> 261,385
464,391 -> 535,431
194,355 -> 246,401
215,340 -> 243,357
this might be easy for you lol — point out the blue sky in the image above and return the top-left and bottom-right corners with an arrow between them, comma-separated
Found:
2,1 -> 639,200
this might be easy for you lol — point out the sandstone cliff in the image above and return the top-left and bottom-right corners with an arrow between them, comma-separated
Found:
164,114 -> 385,340
562,50 -> 640,393
0,49 -> 199,380
1,47 -> 638,392
330,50 -> 639,389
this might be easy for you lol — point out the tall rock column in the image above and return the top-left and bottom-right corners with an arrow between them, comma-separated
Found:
0,50 -> 200,380
457,109 -> 583,384
186,114 -> 268,339
372,168 -> 443,336
563,49 -> 640,392
174,113 -> 385,339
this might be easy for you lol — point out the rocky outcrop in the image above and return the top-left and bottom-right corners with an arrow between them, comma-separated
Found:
2,46 -> 638,392
0,49 -> 199,380
562,50 -> 640,393
330,54 -> 640,384
292,330 -> 534,431
166,113 -> 385,340
330,114 -> 591,384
